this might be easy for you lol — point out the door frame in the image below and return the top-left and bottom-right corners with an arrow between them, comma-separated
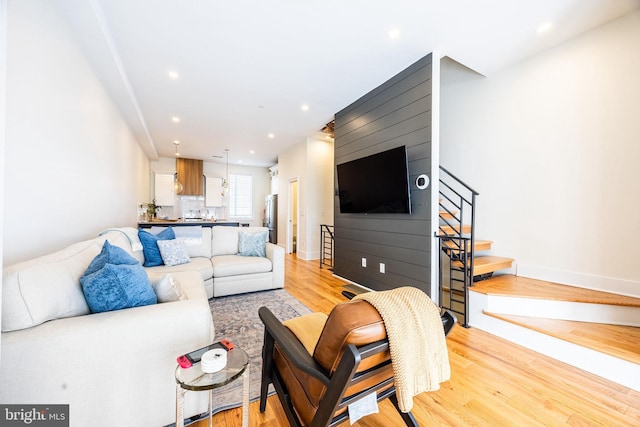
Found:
287,178 -> 299,254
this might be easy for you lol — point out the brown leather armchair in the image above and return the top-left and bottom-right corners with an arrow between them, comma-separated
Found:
259,298 -> 453,427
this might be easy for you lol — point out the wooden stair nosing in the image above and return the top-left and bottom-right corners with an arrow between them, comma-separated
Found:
483,311 -> 640,366
439,224 -> 472,235
471,275 -> 640,308
442,239 -> 493,252
439,210 -> 458,220
453,256 -> 514,276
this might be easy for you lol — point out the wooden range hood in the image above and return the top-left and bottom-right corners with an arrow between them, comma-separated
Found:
176,158 -> 203,196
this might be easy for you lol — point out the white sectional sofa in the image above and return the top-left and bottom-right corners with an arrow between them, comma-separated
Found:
0,225 -> 285,427
142,225 -> 285,298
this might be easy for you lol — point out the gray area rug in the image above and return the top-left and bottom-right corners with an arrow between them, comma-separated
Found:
207,288 -> 312,415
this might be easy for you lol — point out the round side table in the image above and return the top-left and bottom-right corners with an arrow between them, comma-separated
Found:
175,347 -> 249,427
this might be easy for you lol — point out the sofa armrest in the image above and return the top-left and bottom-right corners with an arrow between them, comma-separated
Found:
265,242 -> 285,287
0,297 -> 213,426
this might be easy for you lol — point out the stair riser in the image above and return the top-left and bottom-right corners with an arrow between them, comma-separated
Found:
468,292 -> 640,392
482,295 -> 640,327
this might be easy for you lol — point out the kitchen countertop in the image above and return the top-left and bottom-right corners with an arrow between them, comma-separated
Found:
138,220 -> 241,228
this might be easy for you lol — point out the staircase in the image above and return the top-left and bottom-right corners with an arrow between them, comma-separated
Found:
437,166 -> 514,327
319,224 -> 334,270
436,166 -> 640,391
468,275 -> 640,392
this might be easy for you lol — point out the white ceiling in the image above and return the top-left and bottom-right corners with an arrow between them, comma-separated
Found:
54,0 -> 639,167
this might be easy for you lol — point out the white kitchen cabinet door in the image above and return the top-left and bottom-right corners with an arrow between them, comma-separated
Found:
155,173 -> 175,206
205,177 -> 223,207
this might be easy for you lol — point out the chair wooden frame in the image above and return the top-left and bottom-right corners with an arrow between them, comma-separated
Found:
259,306 -> 419,427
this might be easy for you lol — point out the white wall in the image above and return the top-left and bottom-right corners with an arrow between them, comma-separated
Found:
0,0 -> 7,354
304,137 -> 335,259
3,0 -> 150,265
441,10 -> 640,296
277,141 -> 305,253
277,137 -> 334,260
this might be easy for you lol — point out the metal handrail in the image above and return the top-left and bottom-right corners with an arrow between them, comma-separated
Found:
321,224 -> 334,240
437,166 -> 479,328
320,224 -> 334,269
440,165 -> 480,196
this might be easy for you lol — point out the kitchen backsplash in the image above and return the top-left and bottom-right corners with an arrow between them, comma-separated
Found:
151,196 -> 224,220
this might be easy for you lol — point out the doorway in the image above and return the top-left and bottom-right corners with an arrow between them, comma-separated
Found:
287,179 -> 299,254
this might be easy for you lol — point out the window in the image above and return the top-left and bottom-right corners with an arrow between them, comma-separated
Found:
228,174 -> 253,219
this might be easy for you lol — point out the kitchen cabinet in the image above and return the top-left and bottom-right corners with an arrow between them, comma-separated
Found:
176,158 -> 204,196
205,177 -> 223,207
269,165 -> 278,194
154,173 -> 176,206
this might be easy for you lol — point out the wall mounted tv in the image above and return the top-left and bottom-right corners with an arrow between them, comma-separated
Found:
337,146 -> 412,214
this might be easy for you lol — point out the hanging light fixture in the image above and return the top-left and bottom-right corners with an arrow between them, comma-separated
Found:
221,149 -> 230,197
173,141 -> 184,194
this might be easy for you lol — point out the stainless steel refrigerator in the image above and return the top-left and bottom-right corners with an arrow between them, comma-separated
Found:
264,194 -> 277,244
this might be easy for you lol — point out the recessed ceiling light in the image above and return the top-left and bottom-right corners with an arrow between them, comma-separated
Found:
250,150 -> 255,154
301,104 -> 309,111
388,29 -> 400,39
172,117 -> 180,123
537,21 -> 552,34
268,133 -> 275,139
238,160 -> 243,164
168,71 -> 179,79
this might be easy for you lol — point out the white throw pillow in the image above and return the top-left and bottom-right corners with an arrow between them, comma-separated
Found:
151,274 -> 187,303
157,239 -> 191,267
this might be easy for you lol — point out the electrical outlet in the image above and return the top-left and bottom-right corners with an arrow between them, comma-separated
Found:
361,258 -> 367,268
380,263 -> 385,273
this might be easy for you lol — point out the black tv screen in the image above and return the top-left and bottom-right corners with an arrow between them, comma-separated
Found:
337,146 -> 411,214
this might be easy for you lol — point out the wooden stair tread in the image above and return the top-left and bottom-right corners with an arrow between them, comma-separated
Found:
439,224 -> 472,235
483,311 -> 640,365
471,275 -> 640,307
439,210 -> 458,220
453,256 -> 514,276
442,239 -> 492,252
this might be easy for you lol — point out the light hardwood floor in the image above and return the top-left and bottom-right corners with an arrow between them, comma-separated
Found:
195,255 -> 640,427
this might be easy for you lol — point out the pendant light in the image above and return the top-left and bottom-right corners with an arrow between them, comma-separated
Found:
173,141 -> 184,194
221,149 -> 230,197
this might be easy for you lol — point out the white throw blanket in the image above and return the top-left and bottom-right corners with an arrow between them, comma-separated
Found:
150,225 -> 202,246
353,286 -> 451,412
99,227 -> 143,251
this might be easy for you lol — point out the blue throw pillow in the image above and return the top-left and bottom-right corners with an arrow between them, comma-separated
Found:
238,231 -> 268,257
84,240 -> 139,276
81,263 -> 157,313
138,227 -> 176,267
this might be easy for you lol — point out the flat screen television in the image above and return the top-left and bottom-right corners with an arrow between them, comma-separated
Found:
336,146 -> 411,214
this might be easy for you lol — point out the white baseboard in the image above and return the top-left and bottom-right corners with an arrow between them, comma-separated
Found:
332,274 -> 374,292
517,264 -> 640,298
295,249 -> 320,261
